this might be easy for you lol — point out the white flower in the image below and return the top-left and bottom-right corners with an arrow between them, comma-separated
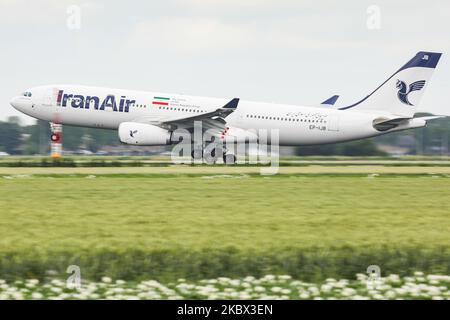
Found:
388,274 -> 400,280
259,295 -> 275,300
229,279 -> 240,286
385,290 -> 396,299
342,288 -> 356,296
320,284 -> 332,293
27,279 -> 39,285
31,292 -> 43,299
239,292 -> 251,299
101,277 -> 112,283
2,273 -> 447,300
352,295 -> 369,300
308,286 -> 319,293
427,287 -> 441,296
12,292 -> 24,300
356,274 -> 367,281
51,279 -> 64,286
254,286 -> 265,292
263,275 -> 276,281
281,289 -> 291,295
416,277 -> 426,283
299,293 -> 310,299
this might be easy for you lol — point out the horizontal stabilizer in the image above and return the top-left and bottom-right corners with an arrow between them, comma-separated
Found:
373,117 -> 410,131
415,115 -> 446,122
373,115 -> 446,132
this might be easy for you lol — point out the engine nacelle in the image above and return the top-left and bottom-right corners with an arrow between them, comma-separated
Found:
118,122 -> 172,145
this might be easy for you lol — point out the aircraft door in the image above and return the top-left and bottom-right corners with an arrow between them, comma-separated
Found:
327,114 -> 340,132
42,88 -> 58,107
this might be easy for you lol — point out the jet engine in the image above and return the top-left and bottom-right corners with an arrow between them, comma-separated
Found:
118,122 -> 172,145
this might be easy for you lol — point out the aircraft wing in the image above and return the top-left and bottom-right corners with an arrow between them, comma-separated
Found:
133,98 -> 239,134
161,98 -> 239,126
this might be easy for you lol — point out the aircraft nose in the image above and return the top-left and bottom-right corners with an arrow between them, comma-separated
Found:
10,96 -> 32,111
10,97 -> 20,108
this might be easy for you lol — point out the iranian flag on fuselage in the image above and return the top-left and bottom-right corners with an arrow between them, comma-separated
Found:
152,96 -> 170,106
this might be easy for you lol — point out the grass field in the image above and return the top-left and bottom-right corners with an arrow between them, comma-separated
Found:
2,155 -> 450,168
0,165 -> 449,284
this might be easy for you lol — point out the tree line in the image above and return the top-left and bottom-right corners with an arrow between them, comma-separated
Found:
0,117 -> 119,155
0,115 -> 449,156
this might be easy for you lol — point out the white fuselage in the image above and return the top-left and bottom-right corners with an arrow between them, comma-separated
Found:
10,85 -> 422,146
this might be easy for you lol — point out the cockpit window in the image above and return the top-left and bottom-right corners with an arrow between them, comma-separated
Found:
22,92 -> 32,97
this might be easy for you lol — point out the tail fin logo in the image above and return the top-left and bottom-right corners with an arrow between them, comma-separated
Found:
396,79 -> 426,106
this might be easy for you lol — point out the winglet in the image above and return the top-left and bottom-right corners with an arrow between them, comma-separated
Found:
321,95 -> 339,106
223,98 -> 240,109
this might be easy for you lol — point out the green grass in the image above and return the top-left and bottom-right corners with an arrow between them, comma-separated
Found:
1,155 -> 450,168
0,172 -> 449,281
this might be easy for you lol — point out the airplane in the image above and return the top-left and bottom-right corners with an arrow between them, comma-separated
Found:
10,51 -> 443,164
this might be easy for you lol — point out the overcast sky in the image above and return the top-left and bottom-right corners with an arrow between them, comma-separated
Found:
1,0 -> 449,124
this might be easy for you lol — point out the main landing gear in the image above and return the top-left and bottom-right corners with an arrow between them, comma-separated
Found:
190,147 -> 236,164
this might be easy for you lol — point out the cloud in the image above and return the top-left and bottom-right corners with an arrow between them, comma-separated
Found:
0,0 -> 103,24
177,0 -> 287,9
126,17 -> 256,54
125,14 -> 379,56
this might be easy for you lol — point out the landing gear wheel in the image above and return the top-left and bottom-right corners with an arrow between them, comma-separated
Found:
204,148 -> 219,164
223,153 -> 237,165
191,148 -> 203,160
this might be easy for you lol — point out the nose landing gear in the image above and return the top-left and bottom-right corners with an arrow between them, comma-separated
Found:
50,123 -> 62,158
